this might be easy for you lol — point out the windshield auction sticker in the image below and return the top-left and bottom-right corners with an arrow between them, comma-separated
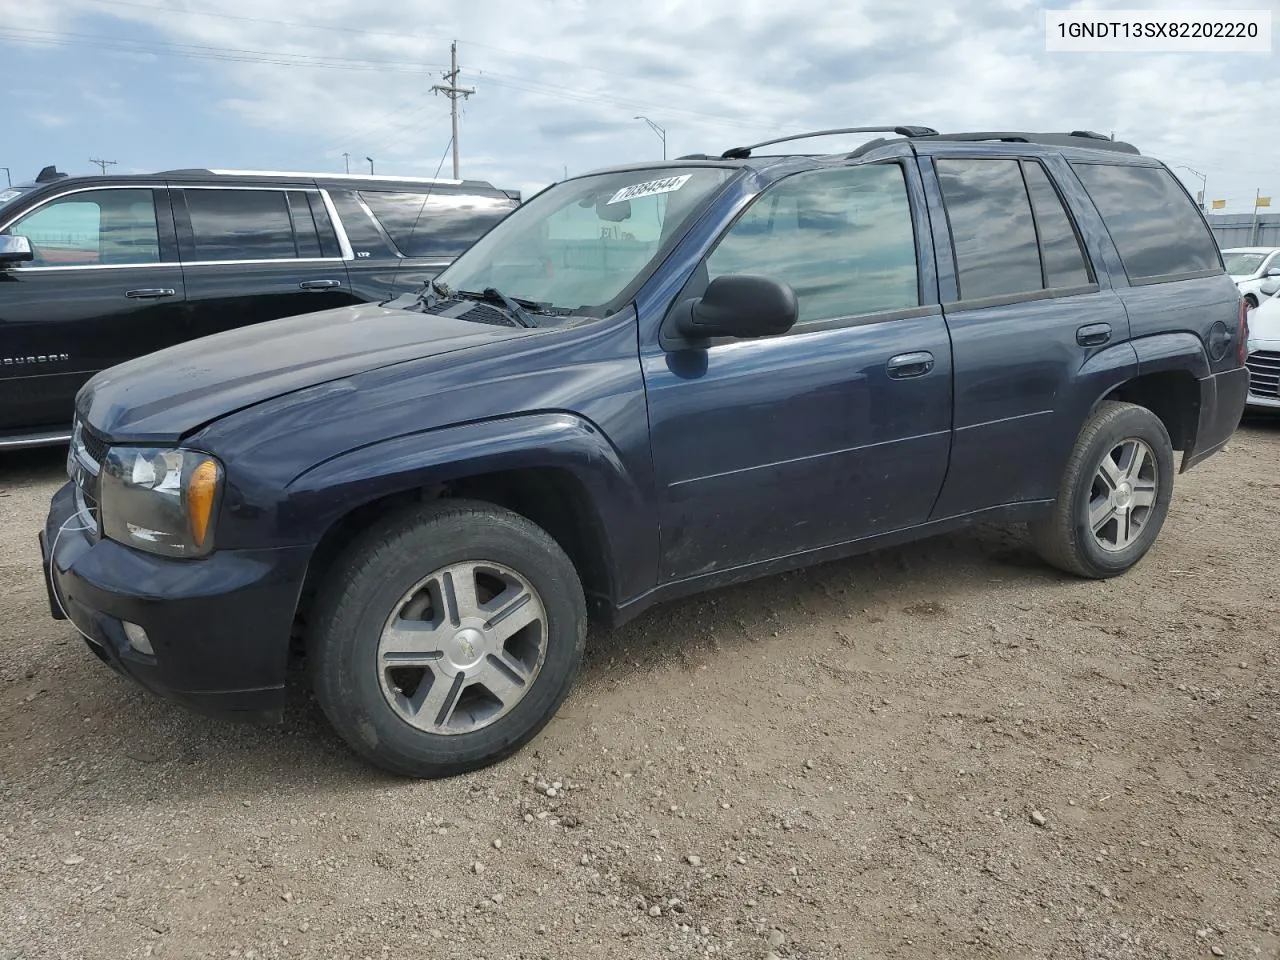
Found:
608,175 -> 693,205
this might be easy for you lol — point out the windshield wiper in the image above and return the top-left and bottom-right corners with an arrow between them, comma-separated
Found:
456,287 -> 542,328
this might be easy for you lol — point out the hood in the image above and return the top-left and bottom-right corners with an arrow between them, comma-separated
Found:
78,302 -> 536,441
1248,296 -> 1280,345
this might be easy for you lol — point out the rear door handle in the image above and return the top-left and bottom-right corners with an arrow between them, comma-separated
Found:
886,351 -> 935,379
1076,322 -> 1111,346
124,288 -> 176,299
299,279 -> 342,291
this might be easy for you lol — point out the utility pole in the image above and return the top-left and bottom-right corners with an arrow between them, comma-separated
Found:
1251,188 -> 1263,245
366,156 -> 374,175
635,116 -> 667,160
431,41 -> 475,179
0,167 -> 9,187
89,157 -> 117,175
342,152 -> 351,174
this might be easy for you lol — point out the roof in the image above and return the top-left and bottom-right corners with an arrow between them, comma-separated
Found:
10,166 -> 514,195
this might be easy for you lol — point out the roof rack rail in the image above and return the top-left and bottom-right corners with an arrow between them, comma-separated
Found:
154,167 -> 475,185
912,131 -> 1140,155
721,126 -> 939,159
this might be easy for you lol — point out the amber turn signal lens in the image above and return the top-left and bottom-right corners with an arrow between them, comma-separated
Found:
186,459 -> 220,549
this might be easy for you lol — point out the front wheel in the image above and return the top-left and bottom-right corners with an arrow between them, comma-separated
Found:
1031,401 -> 1175,578
308,499 -> 587,778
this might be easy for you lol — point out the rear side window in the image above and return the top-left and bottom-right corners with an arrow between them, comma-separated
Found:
328,190 -> 397,260
1022,163 -> 1092,288
936,159 -> 1042,299
183,189 -> 297,261
937,158 -> 1093,300
705,164 -> 919,325
1071,163 -> 1220,282
359,191 -> 516,259
6,189 -> 160,266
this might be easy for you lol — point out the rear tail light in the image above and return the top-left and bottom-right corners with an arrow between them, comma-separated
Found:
1238,298 -> 1250,364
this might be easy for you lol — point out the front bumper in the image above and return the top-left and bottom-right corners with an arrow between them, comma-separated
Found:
1245,341 -> 1280,410
40,481 -> 312,722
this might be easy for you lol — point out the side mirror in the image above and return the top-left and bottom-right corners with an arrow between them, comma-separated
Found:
672,274 -> 799,341
1266,266 -> 1280,277
0,235 -> 33,265
1259,277 -> 1280,297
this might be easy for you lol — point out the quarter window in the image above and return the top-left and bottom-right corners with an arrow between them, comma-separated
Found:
359,191 -> 516,259
1071,162 -> 1220,281
183,189 -> 298,262
6,189 -> 160,267
705,164 -> 919,325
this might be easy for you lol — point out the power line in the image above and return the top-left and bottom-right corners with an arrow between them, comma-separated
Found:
89,158 -> 117,174
69,0 -> 803,114
0,28 -> 448,72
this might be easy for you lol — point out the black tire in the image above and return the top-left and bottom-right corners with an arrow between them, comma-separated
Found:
1245,294 -> 1259,309
308,498 -> 587,778
1031,401 -> 1175,579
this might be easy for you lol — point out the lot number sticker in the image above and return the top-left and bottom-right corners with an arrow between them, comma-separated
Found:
608,175 -> 692,205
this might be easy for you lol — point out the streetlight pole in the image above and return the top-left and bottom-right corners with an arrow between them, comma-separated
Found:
366,156 -> 374,175
1176,164 -> 1208,211
634,116 -> 667,160
0,167 -> 9,187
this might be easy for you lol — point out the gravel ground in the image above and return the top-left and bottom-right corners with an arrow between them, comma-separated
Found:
1,422 -> 1278,960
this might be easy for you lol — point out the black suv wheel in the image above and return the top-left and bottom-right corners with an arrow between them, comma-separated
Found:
1031,401 -> 1175,578
308,499 -> 587,778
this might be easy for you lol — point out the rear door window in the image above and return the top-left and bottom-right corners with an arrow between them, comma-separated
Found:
359,191 -> 516,259
936,158 -> 1042,299
1022,162 -> 1092,288
182,189 -> 298,262
1070,162 -> 1221,282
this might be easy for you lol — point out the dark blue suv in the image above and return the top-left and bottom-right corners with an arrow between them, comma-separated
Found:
39,126 -> 1249,778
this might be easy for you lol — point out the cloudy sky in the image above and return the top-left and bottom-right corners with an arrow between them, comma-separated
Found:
2,0 -> 1275,211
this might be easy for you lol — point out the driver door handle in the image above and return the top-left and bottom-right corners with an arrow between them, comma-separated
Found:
886,351 -> 935,379
124,288 -> 176,299
299,279 -> 342,291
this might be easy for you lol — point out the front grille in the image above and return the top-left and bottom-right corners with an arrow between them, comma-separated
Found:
79,424 -> 109,466
1247,350 -> 1280,399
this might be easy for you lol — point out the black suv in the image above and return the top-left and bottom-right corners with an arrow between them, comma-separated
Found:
0,165 -> 520,448
39,127 -> 1248,779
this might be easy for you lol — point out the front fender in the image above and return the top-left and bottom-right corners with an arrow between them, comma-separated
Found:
282,411 -> 657,606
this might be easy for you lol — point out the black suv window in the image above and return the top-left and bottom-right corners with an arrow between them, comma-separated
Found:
183,189 -> 300,262
1071,162 -> 1220,282
6,189 -> 160,267
1022,163 -> 1092,288
705,164 -> 919,325
937,158 -> 1093,299
359,191 -> 516,259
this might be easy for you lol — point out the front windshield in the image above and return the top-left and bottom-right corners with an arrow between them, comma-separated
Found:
434,166 -> 736,316
1223,252 -> 1266,275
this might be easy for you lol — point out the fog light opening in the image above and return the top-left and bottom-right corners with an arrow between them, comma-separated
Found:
122,621 -> 154,656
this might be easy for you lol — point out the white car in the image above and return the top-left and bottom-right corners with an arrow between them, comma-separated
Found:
1223,246 -> 1280,308
1246,283 -> 1280,410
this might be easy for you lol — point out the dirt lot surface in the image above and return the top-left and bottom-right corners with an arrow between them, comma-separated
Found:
1,424 -> 1278,960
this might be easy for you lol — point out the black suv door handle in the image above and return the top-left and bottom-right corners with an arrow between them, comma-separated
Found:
1076,322 -> 1111,346
124,288 -> 176,299
886,351 -> 935,379
299,279 -> 342,291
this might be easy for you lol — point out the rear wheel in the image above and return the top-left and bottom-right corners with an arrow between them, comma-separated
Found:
308,499 -> 587,778
1031,401 -> 1175,578
1245,294 -> 1259,310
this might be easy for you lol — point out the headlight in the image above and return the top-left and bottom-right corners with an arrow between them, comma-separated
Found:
99,447 -> 223,558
